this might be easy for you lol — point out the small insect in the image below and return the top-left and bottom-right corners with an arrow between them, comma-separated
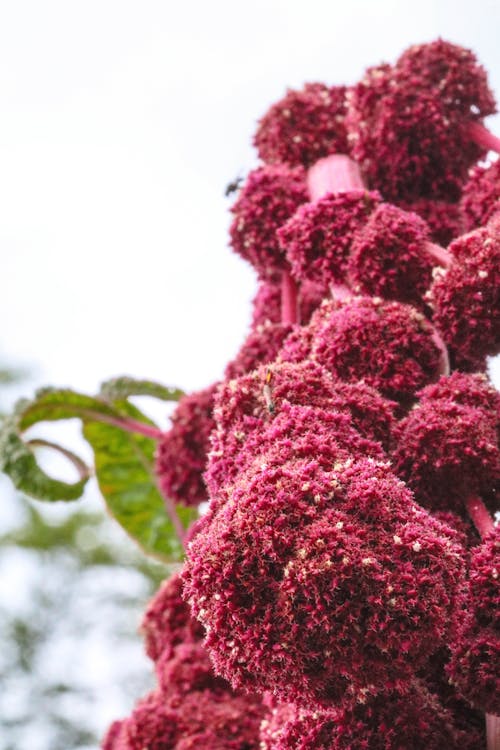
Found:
263,369 -> 276,414
224,175 -> 243,197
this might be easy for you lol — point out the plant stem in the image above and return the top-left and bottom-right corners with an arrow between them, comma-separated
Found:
281,272 -> 299,325
465,496 -> 495,539
468,122 -> 500,154
487,713 -> 500,750
424,242 -> 453,269
96,414 -> 164,441
307,154 -> 364,201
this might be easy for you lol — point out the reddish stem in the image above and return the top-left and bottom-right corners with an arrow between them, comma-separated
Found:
465,496 -> 495,539
307,154 -> 364,201
281,272 -> 299,325
487,713 -> 500,750
468,122 -> 500,154
429,326 -> 450,377
423,241 -> 453,269
102,414 -> 164,441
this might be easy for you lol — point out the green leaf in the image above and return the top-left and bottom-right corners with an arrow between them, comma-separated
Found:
0,413 -> 89,501
99,376 -> 184,404
82,400 -> 196,562
17,387 -> 122,431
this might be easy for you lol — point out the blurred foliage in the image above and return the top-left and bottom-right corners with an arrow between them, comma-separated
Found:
0,363 -> 173,750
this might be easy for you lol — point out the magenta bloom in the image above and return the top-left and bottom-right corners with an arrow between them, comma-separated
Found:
347,202 -> 434,309
278,190 -> 381,285
155,384 -> 218,507
400,197 -> 463,246
448,528 -> 500,715
461,159 -> 500,231
103,688 -> 264,750
184,457 -> 464,707
418,370 -> 500,423
224,321 -> 294,380
229,165 -> 308,278
280,297 -> 446,402
392,398 -> 500,513
430,219 -> 500,371
156,642 -> 228,697
254,83 -> 349,168
259,683 -> 484,750
141,572 -> 204,663
206,361 -> 396,498
394,39 -> 495,121
347,41 -> 495,202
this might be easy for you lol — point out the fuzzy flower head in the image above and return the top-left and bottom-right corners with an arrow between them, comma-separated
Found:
347,202 -> 434,309
206,361 -> 396,498
429,218 -> 500,371
461,159 -> 500,231
224,321 -> 294,381
448,528 -> 500,715
141,572 -> 204,663
229,165 -> 308,278
400,197 -> 464,246
184,458 -> 465,708
155,384 -> 218,507
254,83 -> 349,168
346,52 -> 491,202
278,190 -> 381,286
280,296 -> 446,402
392,398 -> 500,513
260,683 -> 484,750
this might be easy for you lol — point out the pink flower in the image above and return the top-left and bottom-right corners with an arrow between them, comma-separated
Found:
229,165 -> 308,278
254,83 -> 349,168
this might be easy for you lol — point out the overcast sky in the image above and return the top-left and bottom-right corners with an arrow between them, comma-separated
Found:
1,0 -> 499,400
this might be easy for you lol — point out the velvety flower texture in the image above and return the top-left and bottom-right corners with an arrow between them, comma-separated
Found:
254,83 -> 349,168
155,384 -> 218,507
103,689 -> 264,750
430,217 -> 500,371
229,165 -> 308,278
141,572 -> 205,663
448,528 -> 500,715
206,361 -> 396,498
346,40 -> 494,202
400,197 -> 463,246
224,321 -> 294,380
392,398 -> 500,513
278,189 -> 381,286
184,457 -> 465,708
260,682 -> 484,749
280,297 -> 446,402
347,202 -> 434,309
461,159 -> 500,231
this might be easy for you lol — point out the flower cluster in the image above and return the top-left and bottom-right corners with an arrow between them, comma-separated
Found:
105,39 -> 500,749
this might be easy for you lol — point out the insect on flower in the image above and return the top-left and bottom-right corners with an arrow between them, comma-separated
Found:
263,369 -> 276,414
224,175 -> 243,196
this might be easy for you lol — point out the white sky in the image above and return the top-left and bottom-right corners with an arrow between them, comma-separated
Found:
0,0 -> 499,398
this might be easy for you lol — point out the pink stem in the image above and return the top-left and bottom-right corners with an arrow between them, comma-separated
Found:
281,272 -> 299,325
487,713 -> 500,750
423,241 -> 453,269
100,414 -> 164,441
468,122 -> 500,154
307,154 -> 364,201
465,496 -> 495,540
429,326 -> 450,377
